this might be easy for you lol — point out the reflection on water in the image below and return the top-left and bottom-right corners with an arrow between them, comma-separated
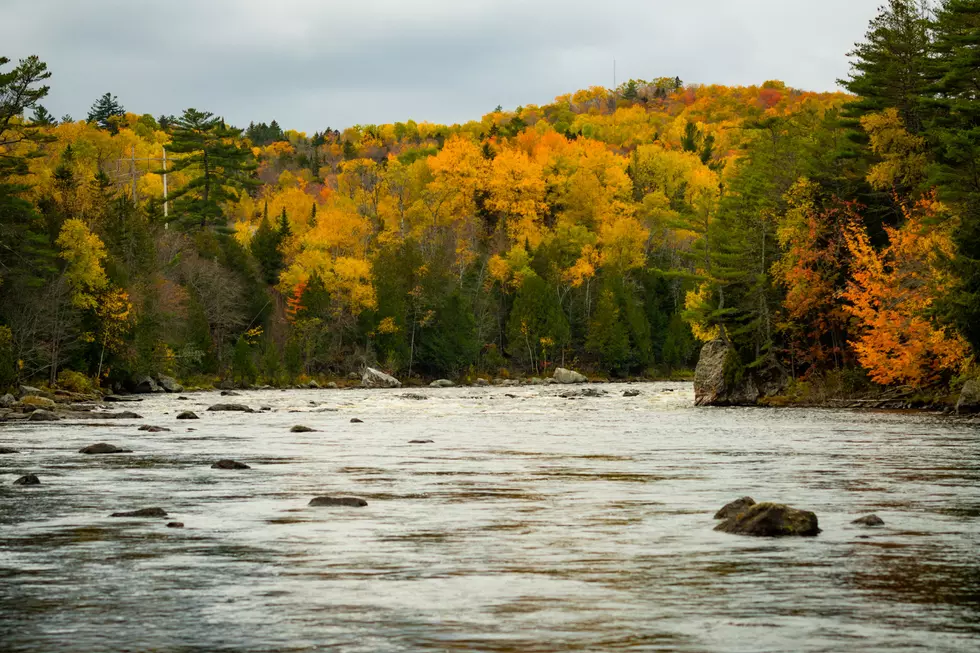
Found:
1,383 -> 978,652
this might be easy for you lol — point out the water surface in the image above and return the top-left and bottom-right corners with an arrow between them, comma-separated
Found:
1,383 -> 978,652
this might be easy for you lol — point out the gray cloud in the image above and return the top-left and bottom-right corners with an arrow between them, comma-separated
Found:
2,0 -> 879,132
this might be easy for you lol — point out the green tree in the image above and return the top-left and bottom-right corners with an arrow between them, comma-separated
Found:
586,288 -> 630,374
251,212 -> 284,285
231,335 -> 257,385
928,0 -> 980,352
506,274 -> 570,373
164,108 -> 258,227
87,92 -> 125,132
31,104 -> 56,126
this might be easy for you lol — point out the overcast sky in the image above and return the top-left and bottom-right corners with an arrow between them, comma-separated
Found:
2,0 -> 880,133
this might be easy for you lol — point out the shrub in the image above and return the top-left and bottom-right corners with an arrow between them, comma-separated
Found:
57,369 -> 95,394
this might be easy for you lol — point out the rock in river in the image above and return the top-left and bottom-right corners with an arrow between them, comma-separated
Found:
207,403 -> 255,413
430,379 -> 455,388
956,379 -> 980,415
13,474 -> 40,486
110,508 -> 168,518
714,496 -> 756,520
166,522 -> 184,528
308,496 -> 368,507
0,446 -> 20,454
350,418 -> 364,423
553,368 -> 588,384
27,409 -> 60,422
694,339 -> 787,406
852,514 -> 885,527
361,367 -> 401,388
156,374 -> 183,393
176,411 -> 199,420
409,439 -> 434,444
623,389 -> 641,397
211,459 -> 250,469
290,425 -> 317,433
714,502 -> 820,537
138,425 -> 171,433
79,443 -> 133,454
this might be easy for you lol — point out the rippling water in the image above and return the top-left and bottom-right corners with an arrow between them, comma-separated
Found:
1,382 -> 978,652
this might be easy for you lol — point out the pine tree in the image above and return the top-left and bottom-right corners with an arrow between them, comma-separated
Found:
251,212 -> 284,285
164,108 -> 258,227
31,104 -> 56,125
87,92 -> 125,132
928,0 -> 980,352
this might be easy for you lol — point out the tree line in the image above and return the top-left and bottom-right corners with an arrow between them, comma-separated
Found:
0,0 -> 976,395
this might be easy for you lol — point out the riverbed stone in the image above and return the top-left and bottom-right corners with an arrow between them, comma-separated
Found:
852,514 -> 885,527
138,425 -> 171,432
401,393 -> 428,401
132,375 -> 162,394
409,439 -> 434,444
956,379 -> 980,415
79,443 -> 132,454
714,496 -> 756,519
308,496 -> 368,507
714,502 -> 820,537
0,393 -> 15,408
290,425 -> 317,433
474,378 -> 490,387
207,403 -> 255,413
156,374 -> 183,393
103,394 -> 142,403
623,389 -> 641,397
166,522 -> 184,528
361,367 -> 401,388
350,418 -> 364,423
430,379 -> 455,388
211,459 -> 250,469
176,411 -> 199,420
553,368 -> 588,384
0,446 -> 19,454
13,474 -> 40,486
110,508 -> 167,518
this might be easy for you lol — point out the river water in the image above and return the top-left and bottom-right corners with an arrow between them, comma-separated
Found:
1,382 -> 978,652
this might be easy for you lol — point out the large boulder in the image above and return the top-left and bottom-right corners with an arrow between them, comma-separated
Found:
156,374 -> 183,393
430,379 -> 455,388
956,379 -> 980,415
553,368 -> 587,384
694,340 -> 787,406
361,367 -> 401,388
27,409 -> 60,422
714,496 -> 756,520
714,502 -> 820,537
18,385 -> 42,398
0,393 -> 15,408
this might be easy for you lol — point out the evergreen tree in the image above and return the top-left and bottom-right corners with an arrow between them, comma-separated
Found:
164,108 -> 258,227
840,0 -> 932,134
87,92 -> 125,132
586,288 -> 631,374
929,0 -> 980,351
277,207 -> 292,238
250,212 -> 284,285
31,104 -> 56,125
506,274 -> 570,373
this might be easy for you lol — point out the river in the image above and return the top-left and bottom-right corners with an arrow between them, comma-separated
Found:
1,382 -> 978,652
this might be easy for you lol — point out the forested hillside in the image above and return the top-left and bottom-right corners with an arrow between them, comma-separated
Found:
1,0 -> 977,398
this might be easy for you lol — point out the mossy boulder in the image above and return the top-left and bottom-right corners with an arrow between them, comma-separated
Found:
714,502 -> 820,537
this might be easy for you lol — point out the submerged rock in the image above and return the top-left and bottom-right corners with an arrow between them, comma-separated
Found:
13,474 -> 40,486
956,379 -> 980,415
623,389 -> 642,397
290,425 -> 317,433
553,368 -> 587,384
220,390 -> 241,397
79,443 -> 132,454
207,403 -> 254,412
401,393 -> 428,401
103,395 -> 142,403
211,459 -> 250,470
714,502 -> 820,537
350,418 -> 364,424
0,446 -> 20,454
176,411 -> 199,420
110,507 -> 167,518
409,439 -> 434,444
694,339 -> 788,406
714,496 -> 756,519
308,496 -> 368,507
852,514 -> 885,527
138,425 -> 171,433
166,522 -> 184,528
361,367 -> 401,388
